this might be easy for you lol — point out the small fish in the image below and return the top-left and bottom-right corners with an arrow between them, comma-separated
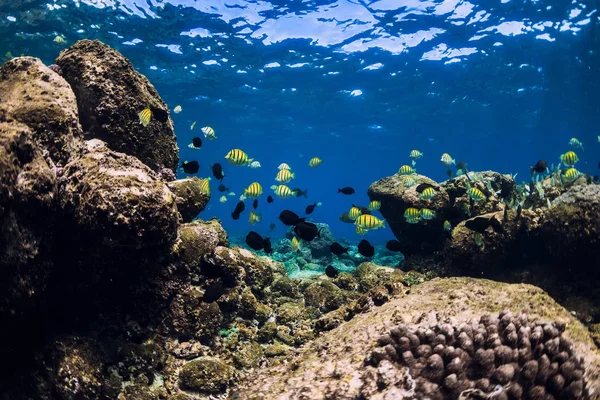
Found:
355,214 -> 385,230
271,184 -> 295,198
190,121 -> 197,130
276,169 -> 295,183
348,207 -> 362,221
294,221 -> 321,242
385,240 -> 402,252
569,137 -> 584,151
404,207 -> 420,224
357,239 -> 375,257
53,35 -> 66,44
212,163 -> 225,181
202,126 -> 217,140
225,149 -> 252,166
443,220 -> 452,231
398,165 -> 415,175
248,211 -> 262,225
440,153 -> 456,166
308,157 -> 323,168
138,108 -> 153,127
355,226 -> 368,235
188,137 -> 202,150
325,265 -> 339,278
339,212 -> 354,223
233,201 -> 245,215
228,192 -> 236,197
466,187 -> 486,202
419,187 -> 436,201
245,231 -> 264,251
446,169 -> 453,179
473,232 -> 484,247
249,161 -> 261,168
560,151 -> 579,166
269,223 -> 276,231
244,182 -> 263,199
173,105 -> 182,114
278,163 -> 291,170
419,208 -> 435,220
180,160 -> 200,174
263,237 -> 273,254
562,168 -> 581,182
353,205 -> 371,215
279,210 -> 304,226
293,188 -> 308,198
368,200 -> 381,211
330,242 -> 349,255
267,195 -> 274,204
409,150 -> 423,159
531,160 -> 547,176
597,135 -> 600,143
403,176 -> 416,187
456,161 -> 468,171
219,195 -> 227,203
291,236 -> 301,252
253,199 -> 258,210
218,184 -> 229,193
305,202 -> 322,215
198,178 -> 210,195
338,187 -> 355,195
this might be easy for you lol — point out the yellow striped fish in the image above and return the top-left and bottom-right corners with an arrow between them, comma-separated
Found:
404,207 -> 420,224
419,187 -> 436,200
443,220 -> 452,231
354,214 -> 385,230
225,149 -> 252,166
53,35 -> 66,44
560,151 -> 578,166
403,176 -> 416,187
244,182 -> 263,198
271,184 -> 295,198
202,126 -> 216,140
291,236 -> 300,252
348,206 -> 362,221
356,226 -> 368,235
219,195 -> 227,203
368,200 -> 381,211
275,169 -> 295,183
309,157 -> 323,168
198,178 -> 211,196
568,138 -> 583,151
248,211 -> 262,225
278,163 -> 291,170
466,187 -> 485,202
398,165 -> 415,175
138,108 -> 152,127
440,153 -> 455,166
420,208 -> 435,220
409,150 -> 423,159
173,105 -> 182,114
562,168 -> 581,182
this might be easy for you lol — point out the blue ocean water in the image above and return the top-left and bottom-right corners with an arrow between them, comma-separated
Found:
1,0 -> 599,244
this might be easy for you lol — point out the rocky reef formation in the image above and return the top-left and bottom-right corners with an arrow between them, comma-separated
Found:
233,278 -> 600,399
55,39 -> 179,171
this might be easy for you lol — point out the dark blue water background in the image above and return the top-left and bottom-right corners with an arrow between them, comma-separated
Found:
1,0 -> 599,243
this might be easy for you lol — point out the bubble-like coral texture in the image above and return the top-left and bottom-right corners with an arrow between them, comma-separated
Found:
368,311 -> 587,399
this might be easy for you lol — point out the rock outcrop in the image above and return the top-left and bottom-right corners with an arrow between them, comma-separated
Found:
56,40 -> 179,171
232,278 -> 600,399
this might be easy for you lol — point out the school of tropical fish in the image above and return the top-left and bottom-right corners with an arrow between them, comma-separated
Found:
138,105 -> 598,259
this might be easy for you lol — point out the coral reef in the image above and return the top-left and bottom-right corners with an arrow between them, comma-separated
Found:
55,40 -> 179,171
166,177 -> 211,222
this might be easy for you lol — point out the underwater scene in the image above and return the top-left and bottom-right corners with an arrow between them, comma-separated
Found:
1,0 -> 600,398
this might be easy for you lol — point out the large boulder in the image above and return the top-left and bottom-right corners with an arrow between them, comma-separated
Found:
166,177 -> 210,222
55,40 -> 179,171
0,57 -> 83,165
57,139 -> 179,248
232,278 -> 600,399
368,172 -> 516,255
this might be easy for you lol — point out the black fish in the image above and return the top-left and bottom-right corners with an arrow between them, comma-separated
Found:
446,169 -> 453,179
233,201 -> 245,214
218,184 -> 229,192
415,183 -> 434,193
357,239 -> 375,257
352,204 -> 371,215
338,187 -> 355,195
456,161 -> 468,171
245,231 -> 264,251
279,210 -> 304,226
305,203 -> 318,215
339,212 -> 354,223
325,265 -> 339,278
531,160 -> 547,175
231,212 -> 241,220
293,188 -> 308,198
330,242 -> 349,255
253,199 -> 258,210
385,240 -> 402,252
294,221 -> 321,242
150,107 -> 169,122
269,223 -> 276,231
263,238 -> 273,254
267,195 -> 274,204
181,160 -> 199,174
212,163 -> 225,181
465,215 -> 504,234
190,136 -> 202,149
